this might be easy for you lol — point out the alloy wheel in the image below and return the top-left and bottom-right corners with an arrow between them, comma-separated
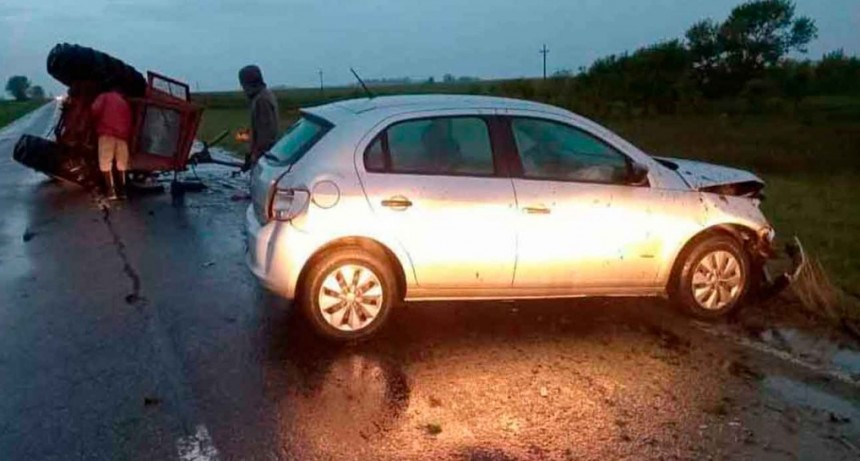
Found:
691,250 -> 743,310
318,264 -> 384,332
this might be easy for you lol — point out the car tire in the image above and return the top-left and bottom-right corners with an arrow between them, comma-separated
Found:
674,234 -> 751,320
299,247 -> 398,342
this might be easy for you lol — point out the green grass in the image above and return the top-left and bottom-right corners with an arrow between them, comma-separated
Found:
761,175 -> 859,292
194,86 -> 860,297
197,107 -> 301,153
0,100 -> 44,129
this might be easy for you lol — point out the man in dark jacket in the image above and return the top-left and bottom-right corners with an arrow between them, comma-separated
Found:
238,65 -> 279,168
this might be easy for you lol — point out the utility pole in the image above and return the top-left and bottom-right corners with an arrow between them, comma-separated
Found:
318,69 -> 324,96
539,44 -> 549,80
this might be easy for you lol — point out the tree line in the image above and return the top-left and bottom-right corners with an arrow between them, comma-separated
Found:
492,0 -> 859,116
4,76 -> 46,101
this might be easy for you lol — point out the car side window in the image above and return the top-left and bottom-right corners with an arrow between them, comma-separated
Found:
364,117 -> 495,176
365,135 -> 386,171
511,118 -> 629,184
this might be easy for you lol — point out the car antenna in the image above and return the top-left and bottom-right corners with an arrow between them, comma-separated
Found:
350,67 -> 375,99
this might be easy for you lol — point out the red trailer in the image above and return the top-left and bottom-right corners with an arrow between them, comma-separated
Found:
129,71 -> 203,174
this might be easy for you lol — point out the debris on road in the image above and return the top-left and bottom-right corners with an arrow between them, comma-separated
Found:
22,229 -> 37,242
424,423 -> 442,436
723,359 -> 763,380
829,412 -> 851,424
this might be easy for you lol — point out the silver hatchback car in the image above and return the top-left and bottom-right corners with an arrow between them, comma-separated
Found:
246,95 -> 788,341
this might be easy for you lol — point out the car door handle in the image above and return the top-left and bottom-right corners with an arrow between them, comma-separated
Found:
381,197 -> 413,210
523,206 -> 551,215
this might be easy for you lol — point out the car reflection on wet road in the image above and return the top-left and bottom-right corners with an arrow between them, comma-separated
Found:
1,106 -> 858,460
259,295 -> 859,460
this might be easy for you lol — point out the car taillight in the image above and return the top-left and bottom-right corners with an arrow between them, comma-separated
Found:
268,187 -> 310,222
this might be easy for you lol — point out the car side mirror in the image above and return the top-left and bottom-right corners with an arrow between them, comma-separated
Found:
628,162 -> 649,186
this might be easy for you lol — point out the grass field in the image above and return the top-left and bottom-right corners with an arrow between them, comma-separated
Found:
196,86 -> 860,305
0,100 -> 45,130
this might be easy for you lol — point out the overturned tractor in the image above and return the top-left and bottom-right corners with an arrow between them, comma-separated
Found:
13,43 -> 238,193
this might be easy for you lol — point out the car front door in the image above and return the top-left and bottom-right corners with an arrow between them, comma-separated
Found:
505,116 -> 672,290
356,114 -> 517,291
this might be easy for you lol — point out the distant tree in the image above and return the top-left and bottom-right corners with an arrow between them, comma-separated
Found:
576,40 -> 692,114
686,0 -> 817,96
28,85 -> 46,100
685,19 -> 724,95
628,40 -> 693,113
5,75 -> 31,101
772,59 -> 814,107
815,49 -> 860,94
442,73 -> 455,83
426,76 -> 435,84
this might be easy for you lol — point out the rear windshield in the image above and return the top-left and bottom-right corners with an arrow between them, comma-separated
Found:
267,115 -> 330,166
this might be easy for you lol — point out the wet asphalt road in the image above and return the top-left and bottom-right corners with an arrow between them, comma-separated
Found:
1,103 -> 859,460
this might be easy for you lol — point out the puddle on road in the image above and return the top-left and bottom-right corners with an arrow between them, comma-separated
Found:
763,375 -> 860,420
273,350 -> 411,457
759,327 -> 860,379
0,179 -> 47,287
833,349 -> 860,376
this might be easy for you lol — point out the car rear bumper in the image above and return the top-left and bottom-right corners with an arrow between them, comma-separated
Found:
245,205 -> 313,300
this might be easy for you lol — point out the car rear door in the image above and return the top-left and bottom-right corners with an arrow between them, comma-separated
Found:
355,112 -> 517,291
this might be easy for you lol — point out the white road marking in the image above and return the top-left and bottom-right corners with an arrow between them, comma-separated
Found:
176,424 -> 220,461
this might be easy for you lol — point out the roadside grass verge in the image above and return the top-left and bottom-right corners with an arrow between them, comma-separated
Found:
0,100 -> 44,130
763,174 -> 860,326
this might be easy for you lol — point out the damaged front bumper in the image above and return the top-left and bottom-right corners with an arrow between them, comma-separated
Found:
759,236 -> 807,300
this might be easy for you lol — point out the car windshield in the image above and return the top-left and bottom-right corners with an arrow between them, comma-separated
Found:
268,116 -> 329,165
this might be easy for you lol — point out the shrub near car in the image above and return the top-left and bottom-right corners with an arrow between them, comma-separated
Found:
246,95 -> 781,341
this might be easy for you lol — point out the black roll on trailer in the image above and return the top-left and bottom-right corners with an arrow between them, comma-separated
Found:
46,43 -> 146,97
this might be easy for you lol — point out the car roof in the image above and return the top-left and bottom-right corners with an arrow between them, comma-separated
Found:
302,94 -> 571,125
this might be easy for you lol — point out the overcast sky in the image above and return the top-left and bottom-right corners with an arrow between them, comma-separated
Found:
2,0 -> 858,95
